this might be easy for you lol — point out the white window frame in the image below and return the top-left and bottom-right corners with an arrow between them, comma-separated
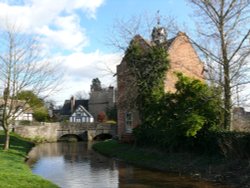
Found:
125,112 -> 133,133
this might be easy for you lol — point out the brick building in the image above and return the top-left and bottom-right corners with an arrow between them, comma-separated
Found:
117,25 -> 204,140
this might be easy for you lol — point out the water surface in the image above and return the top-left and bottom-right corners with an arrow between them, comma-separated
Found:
27,142 -> 231,188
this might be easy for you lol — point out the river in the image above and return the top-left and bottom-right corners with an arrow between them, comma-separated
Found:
27,142 -> 231,188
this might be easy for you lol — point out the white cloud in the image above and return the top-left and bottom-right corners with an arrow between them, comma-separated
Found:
64,0 -> 105,18
37,15 -> 89,51
52,50 -> 122,104
0,0 -> 113,105
0,0 -> 105,51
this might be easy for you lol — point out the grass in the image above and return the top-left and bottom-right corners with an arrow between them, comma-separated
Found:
0,131 -> 59,188
93,140 -> 250,187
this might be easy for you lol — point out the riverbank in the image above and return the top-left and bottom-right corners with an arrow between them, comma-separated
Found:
93,140 -> 250,188
0,131 -> 58,188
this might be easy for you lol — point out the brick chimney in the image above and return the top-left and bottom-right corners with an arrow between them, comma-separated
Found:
70,96 -> 75,114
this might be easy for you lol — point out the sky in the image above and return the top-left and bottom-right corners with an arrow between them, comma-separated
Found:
0,0 -> 194,105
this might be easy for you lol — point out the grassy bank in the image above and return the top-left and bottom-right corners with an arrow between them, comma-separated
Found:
0,131 -> 58,188
93,140 -> 250,187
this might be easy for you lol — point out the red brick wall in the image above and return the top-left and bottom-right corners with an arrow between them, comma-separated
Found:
165,32 -> 204,92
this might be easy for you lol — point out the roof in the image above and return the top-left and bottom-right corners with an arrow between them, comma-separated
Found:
0,99 -> 33,113
132,32 -> 177,49
120,33 -> 178,64
61,99 -> 89,116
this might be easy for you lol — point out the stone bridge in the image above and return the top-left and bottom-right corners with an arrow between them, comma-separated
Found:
15,122 -> 117,142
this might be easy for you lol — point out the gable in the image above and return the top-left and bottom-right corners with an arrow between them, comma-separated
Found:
71,105 -> 93,118
61,99 -> 89,115
165,32 -> 204,92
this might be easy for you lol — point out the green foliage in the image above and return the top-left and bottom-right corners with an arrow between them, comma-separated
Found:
91,78 -> 102,91
162,73 -> 222,136
106,105 -> 117,121
33,109 -> 49,122
184,114 -> 205,137
19,120 -> 31,126
134,73 -> 223,152
17,91 -> 44,107
17,90 -> 49,122
126,42 -> 170,120
194,131 -> 250,158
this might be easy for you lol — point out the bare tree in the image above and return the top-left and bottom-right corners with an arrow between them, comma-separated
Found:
0,22 -> 61,150
188,0 -> 250,129
74,90 -> 89,100
105,13 -> 178,52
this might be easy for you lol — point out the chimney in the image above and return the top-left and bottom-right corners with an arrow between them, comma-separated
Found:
70,96 -> 75,114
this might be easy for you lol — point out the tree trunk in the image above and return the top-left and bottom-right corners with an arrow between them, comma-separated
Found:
223,61 -> 232,130
3,129 -> 10,150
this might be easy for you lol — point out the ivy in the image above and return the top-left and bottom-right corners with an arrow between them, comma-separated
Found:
126,42 -> 170,121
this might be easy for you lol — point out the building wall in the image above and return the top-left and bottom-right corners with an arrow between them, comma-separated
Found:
117,58 -> 142,138
15,112 -> 33,121
165,32 -> 204,92
89,87 -> 116,121
232,107 -> 250,132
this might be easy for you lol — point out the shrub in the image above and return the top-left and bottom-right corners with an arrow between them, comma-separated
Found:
134,73 -> 223,153
97,112 -> 106,122
19,120 -> 31,126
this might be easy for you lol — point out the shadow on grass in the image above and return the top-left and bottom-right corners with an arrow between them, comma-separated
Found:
0,131 -> 34,154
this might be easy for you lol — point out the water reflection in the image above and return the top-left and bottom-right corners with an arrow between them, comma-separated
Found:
27,142 -> 231,188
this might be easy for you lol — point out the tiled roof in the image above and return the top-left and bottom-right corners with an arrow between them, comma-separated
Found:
61,99 -> 89,115
131,34 -> 176,50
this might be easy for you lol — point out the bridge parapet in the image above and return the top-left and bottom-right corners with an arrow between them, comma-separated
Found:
15,122 -> 117,142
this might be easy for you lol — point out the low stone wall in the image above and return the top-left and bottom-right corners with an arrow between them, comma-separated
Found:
232,107 -> 250,132
15,123 -> 61,142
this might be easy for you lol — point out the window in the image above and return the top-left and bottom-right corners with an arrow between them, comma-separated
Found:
125,112 -> 133,133
76,118 -> 81,123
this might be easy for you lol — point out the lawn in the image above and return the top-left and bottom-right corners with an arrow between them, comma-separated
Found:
0,131 -> 58,188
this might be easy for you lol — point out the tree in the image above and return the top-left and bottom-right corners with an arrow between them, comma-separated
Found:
106,105 -> 117,121
74,90 -> 88,100
97,111 -> 106,122
0,23 -> 60,150
91,78 -> 102,91
188,0 -> 250,129
17,91 -> 49,122
106,13 -> 177,52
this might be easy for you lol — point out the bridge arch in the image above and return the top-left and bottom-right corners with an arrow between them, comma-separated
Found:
58,134 -> 83,142
93,133 -> 113,141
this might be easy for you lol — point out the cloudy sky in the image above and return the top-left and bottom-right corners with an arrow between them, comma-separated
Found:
0,0 -> 192,105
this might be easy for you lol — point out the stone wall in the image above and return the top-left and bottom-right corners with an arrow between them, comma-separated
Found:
15,122 -> 117,141
15,123 -> 61,142
89,87 -> 116,121
232,107 -> 250,132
